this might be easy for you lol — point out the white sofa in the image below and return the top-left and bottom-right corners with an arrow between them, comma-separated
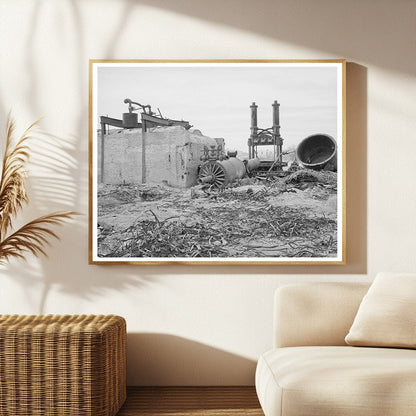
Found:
255,282 -> 416,416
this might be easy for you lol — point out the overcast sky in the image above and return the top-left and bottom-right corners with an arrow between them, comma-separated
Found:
96,63 -> 340,154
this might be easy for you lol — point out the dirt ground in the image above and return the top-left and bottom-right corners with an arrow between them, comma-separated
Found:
97,170 -> 338,259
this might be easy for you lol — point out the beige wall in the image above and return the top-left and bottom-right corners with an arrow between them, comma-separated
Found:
0,0 -> 415,385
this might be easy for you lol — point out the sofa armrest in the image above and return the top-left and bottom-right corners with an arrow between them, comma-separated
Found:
274,282 -> 370,348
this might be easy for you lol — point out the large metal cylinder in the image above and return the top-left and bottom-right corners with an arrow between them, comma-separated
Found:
246,157 -> 260,172
198,158 -> 247,188
296,134 -> 337,171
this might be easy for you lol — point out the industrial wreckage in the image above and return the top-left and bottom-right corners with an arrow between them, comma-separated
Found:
98,98 -> 337,190
96,98 -> 339,259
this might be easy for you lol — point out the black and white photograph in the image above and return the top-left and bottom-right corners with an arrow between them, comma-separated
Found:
89,60 -> 345,264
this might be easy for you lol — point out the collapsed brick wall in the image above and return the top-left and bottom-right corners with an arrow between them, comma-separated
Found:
98,126 -> 218,187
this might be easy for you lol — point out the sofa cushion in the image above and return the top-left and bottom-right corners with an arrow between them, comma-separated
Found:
256,346 -> 416,416
345,272 -> 416,348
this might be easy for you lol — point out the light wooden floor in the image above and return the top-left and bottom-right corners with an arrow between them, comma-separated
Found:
117,386 -> 264,416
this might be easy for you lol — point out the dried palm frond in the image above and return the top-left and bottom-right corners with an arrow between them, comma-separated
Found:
0,117 -> 37,239
0,212 -> 78,265
0,116 -> 79,264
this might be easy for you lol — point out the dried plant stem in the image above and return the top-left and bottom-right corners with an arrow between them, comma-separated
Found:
0,116 -> 78,264
0,212 -> 78,264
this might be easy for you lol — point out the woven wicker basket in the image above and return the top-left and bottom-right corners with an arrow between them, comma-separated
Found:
0,314 -> 126,416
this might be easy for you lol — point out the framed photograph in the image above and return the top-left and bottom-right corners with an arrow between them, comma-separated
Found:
89,60 -> 346,265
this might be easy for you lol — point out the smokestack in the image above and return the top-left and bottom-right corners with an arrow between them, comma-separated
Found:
249,102 -> 258,159
272,100 -> 280,134
272,100 -> 283,161
250,102 -> 258,134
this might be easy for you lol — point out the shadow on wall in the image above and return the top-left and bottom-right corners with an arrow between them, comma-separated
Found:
0,127 -> 155,314
2,62 -> 368,295
127,333 -> 257,386
0,1 -> 141,310
136,0 -> 413,76
0,1 -> 370,294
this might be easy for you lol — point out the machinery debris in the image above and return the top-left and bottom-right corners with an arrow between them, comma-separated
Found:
98,97 -> 338,188
296,133 -> 337,171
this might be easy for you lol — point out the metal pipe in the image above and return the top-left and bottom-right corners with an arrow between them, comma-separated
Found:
199,175 -> 214,184
249,102 -> 258,159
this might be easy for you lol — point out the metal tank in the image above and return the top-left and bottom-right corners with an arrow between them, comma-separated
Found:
122,112 -> 138,128
296,134 -> 337,171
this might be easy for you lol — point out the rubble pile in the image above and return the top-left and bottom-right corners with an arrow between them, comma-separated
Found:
97,169 -> 338,259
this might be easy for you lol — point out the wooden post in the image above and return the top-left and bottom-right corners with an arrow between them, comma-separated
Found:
141,114 -> 146,184
100,120 -> 105,183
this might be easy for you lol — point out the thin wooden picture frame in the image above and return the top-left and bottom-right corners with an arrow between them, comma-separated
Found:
89,59 -> 346,265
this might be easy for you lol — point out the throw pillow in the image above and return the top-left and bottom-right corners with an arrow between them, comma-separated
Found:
345,272 -> 416,348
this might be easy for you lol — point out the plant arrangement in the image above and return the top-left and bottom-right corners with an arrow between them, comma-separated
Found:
0,117 -> 77,264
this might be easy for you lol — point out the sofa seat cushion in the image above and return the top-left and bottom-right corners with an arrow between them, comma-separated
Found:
256,346 -> 416,416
